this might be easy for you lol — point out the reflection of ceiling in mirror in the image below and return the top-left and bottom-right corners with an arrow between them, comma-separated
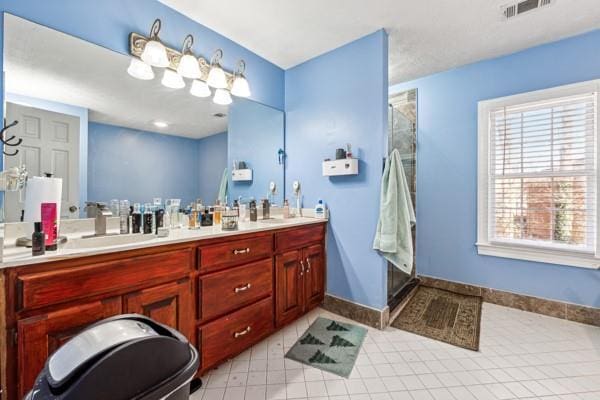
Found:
3,14 -> 228,139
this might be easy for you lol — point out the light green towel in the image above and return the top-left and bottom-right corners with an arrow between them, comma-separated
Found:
217,168 -> 228,204
373,149 -> 416,274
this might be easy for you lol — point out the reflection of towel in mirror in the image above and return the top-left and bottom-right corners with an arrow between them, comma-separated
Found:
217,168 -> 228,204
373,149 -> 415,274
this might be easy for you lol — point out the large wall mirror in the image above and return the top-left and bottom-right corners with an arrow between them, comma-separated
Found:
1,14 -> 285,222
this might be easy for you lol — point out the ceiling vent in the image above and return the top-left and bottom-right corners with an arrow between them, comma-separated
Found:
501,0 -> 555,20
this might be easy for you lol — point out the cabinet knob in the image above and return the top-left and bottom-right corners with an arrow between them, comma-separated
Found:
234,283 -> 252,293
234,326 -> 252,338
233,247 -> 250,255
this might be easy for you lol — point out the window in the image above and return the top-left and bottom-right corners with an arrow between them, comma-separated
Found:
477,80 -> 600,269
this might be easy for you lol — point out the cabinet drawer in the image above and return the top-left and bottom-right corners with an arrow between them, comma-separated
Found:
17,248 -> 193,311
199,296 -> 273,371
275,224 -> 325,253
199,258 -> 273,322
199,235 -> 272,273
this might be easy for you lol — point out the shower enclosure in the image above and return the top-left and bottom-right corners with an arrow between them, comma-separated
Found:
387,89 -> 418,311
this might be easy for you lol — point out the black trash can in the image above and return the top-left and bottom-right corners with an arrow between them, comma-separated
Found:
25,314 -> 199,400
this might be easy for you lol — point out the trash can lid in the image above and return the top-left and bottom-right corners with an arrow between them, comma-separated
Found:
48,319 -> 158,385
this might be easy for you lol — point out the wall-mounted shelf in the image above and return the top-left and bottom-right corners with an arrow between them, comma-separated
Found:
232,169 -> 253,181
322,159 -> 359,176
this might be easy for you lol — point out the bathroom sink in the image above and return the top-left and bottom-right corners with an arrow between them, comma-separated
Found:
63,234 -> 156,249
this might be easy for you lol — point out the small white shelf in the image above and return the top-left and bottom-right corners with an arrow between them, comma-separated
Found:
232,169 -> 253,181
322,159 -> 359,176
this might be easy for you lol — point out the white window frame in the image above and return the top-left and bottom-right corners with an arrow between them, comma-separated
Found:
477,79 -> 600,270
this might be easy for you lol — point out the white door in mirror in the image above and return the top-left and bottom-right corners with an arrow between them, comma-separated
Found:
5,102 -> 80,221
322,159 -> 359,176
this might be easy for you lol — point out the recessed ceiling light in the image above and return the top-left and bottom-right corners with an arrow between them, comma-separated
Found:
153,121 -> 169,128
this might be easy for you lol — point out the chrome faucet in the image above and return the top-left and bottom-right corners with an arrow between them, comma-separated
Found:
85,202 -> 113,236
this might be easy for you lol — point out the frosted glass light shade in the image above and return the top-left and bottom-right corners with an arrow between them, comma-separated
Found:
127,58 -> 154,80
177,54 -> 201,79
161,69 -> 185,89
213,88 -> 232,105
190,80 -> 211,98
141,39 -> 169,68
207,65 -> 228,89
231,75 -> 251,97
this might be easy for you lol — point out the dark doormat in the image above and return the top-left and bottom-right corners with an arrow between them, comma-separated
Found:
391,285 -> 482,351
285,317 -> 367,378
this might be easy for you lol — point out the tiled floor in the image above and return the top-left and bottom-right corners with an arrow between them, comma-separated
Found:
192,303 -> 600,400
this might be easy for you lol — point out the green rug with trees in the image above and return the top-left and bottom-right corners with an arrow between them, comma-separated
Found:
285,317 -> 367,378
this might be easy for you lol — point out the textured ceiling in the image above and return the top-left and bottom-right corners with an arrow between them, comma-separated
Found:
159,0 -> 600,84
4,14 -> 228,139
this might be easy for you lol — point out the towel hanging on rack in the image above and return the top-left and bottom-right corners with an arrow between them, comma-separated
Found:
373,149 -> 415,274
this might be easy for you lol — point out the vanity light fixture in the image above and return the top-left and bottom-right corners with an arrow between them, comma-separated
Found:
161,69 -> 185,89
213,88 -> 232,105
231,60 -> 251,98
190,79 -> 211,98
153,121 -> 169,128
140,19 -> 169,68
176,34 -> 201,79
127,58 -> 154,80
206,49 -> 228,89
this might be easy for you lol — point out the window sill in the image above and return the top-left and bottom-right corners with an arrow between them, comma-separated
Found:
476,242 -> 600,270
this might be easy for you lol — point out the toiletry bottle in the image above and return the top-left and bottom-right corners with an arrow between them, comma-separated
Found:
262,199 -> 270,220
315,199 -> 326,219
155,208 -> 165,234
283,199 -> 290,218
201,208 -> 213,227
188,205 -> 198,230
249,200 -> 257,222
143,203 -> 153,234
119,200 -> 130,234
41,203 -> 58,251
32,222 -> 46,256
132,203 -> 142,233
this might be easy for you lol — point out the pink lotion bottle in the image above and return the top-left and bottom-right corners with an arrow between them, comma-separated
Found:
41,203 -> 58,251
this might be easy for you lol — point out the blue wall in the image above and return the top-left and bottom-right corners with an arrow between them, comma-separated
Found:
88,122 -> 201,206
228,99 -> 285,204
285,30 -> 389,310
0,0 -> 284,112
197,131 -> 227,204
391,29 -> 600,308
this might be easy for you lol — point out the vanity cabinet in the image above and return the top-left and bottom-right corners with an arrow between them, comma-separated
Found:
0,222 -> 326,400
275,244 -> 325,327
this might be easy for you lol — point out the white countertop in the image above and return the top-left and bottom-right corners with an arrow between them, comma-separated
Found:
0,217 -> 327,269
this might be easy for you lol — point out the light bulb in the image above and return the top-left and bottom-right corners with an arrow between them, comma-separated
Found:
190,80 -> 211,98
207,65 -> 228,89
231,75 -> 251,97
127,58 -> 154,80
161,69 -> 185,89
141,39 -> 169,68
213,88 -> 232,105
177,54 -> 201,79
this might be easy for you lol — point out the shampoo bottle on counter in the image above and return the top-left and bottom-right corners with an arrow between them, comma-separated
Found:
41,203 -> 58,251
315,199 -> 326,219
132,203 -> 142,233
143,204 -> 153,234
32,222 -> 45,256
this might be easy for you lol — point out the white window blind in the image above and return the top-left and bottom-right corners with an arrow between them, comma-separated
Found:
489,92 -> 598,251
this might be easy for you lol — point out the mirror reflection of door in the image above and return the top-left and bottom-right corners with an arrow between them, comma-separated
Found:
5,102 -> 80,221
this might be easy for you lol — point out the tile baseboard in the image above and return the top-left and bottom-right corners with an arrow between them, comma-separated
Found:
323,294 -> 389,330
419,275 -> 600,327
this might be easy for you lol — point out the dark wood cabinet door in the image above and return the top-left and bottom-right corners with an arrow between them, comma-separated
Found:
303,244 -> 325,310
17,297 -> 122,399
124,279 -> 193,342
275,250 -> 304,327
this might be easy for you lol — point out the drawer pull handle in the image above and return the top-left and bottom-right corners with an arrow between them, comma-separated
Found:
300,260 -> 305,276
233,247 -> 251,255
306,258 -> 311,272
234,283 -> 252,293
234,326 -> 252,338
